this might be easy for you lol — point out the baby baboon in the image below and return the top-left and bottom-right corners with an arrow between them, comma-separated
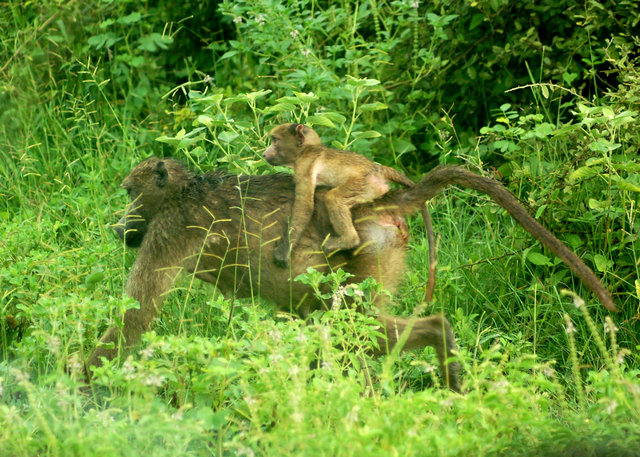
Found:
263,123 -> 415,267
88,157 -> 615,393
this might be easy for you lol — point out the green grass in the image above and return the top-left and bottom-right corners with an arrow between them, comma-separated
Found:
2,1 -> 640,455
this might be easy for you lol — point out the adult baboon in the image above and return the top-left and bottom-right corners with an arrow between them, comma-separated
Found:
88,157 -> 615,392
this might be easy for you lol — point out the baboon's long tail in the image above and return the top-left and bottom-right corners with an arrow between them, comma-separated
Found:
382,166 -> 416,188
386,166 -> 617,312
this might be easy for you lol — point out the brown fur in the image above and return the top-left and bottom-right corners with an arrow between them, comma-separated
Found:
87,158 -> 615,393
89,157 -> 460,390
264,123 -> 416,267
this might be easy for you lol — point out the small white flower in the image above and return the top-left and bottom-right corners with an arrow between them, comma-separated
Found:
493,380 -> 509,393
289,365 -> 301,376
67,355 -> 83,376
48,336 -> 61,355
331,285 -> 346,311
233,16 -> 243,24
440,397 -> 453,409
143,374 -> 165,387
10,368 -> 29,383
301,48 -> 311,57
238,447 -> 255,457
572,295 -> 585,309
98,410 -> 115,424
171,410 -> 184,421
345,405 -> 360,423
604,318 -> 618,334
269,329 -> 282,341
295,332 -> 307,343
542,366 -> 555,378
245,396 -> 257,408
139,346 -> 154,360
605,400 -> 618,415
254,15 -> 266,26
203,74 -> 213,84
290,29 -> 299,39
269,353 -> 284,365
616,349 -> 630,366
122,358 -> 136,381
423,363 -> 436,374
565,320 -> 576,334
411,0 -> 419,8
319,326 -> 331,342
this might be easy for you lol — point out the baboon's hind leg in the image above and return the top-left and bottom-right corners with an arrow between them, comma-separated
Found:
378,313 -> 461,392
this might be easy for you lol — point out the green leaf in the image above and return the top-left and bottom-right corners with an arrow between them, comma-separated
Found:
359,102 -> 388,112
117,12 -> 142,25
220,50 -> 239,60
527,251 -> 552,266
293,92 -> 318,103
319,112 -> 347,124
568,166 -> 599,183
246,89 -> 271,101
218,131 -> 239,143
306,115 -> 335,128
85,270 -> 105,289
195,115 -> 214,127
615,179 -> 640,193
352,130 -> 382,140
267,103 -> 296,113
589,138 -> 621,153
540,85 -> 549,99
593,254 -> 612,273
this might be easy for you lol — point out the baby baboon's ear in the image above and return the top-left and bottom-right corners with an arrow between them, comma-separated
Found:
155,161 -> 168,187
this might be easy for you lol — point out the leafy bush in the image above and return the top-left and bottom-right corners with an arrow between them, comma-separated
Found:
1,0 -> 639,455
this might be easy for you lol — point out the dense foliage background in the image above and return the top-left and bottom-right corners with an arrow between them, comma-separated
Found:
1,1 -> 639,455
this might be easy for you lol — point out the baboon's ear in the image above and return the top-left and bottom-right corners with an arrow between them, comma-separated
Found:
154,161 -> 168,187
295,124 -> 306,146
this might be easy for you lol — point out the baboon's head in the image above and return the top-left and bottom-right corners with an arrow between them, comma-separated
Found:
263,123 -> 322,166
114,157 -> 192,248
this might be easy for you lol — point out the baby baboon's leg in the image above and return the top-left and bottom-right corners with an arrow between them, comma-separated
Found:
323,177 -> 379,252
378,313 -> 461,392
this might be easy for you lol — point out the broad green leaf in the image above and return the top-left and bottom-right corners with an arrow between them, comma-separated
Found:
602,107 -> 615,119
527,251 -> 552,266
594,254 -> 612,273
220,50 -> 238,60
218,131 -> 239,143
540,84 -> 549,99
267,103 -> 296,113
306,115 -> 335,128
568,166 -> 599,183
195,115 -> 214,127
359,102 -> 389,112
293,91 -> 318,103
117,12 -> 142,24
589,138 -> 621,153
276,96 -> 303,105
352,130 -> 382,140
319,112 -> 347,124
616,180 -> 640,193
246,89 -> 271,101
